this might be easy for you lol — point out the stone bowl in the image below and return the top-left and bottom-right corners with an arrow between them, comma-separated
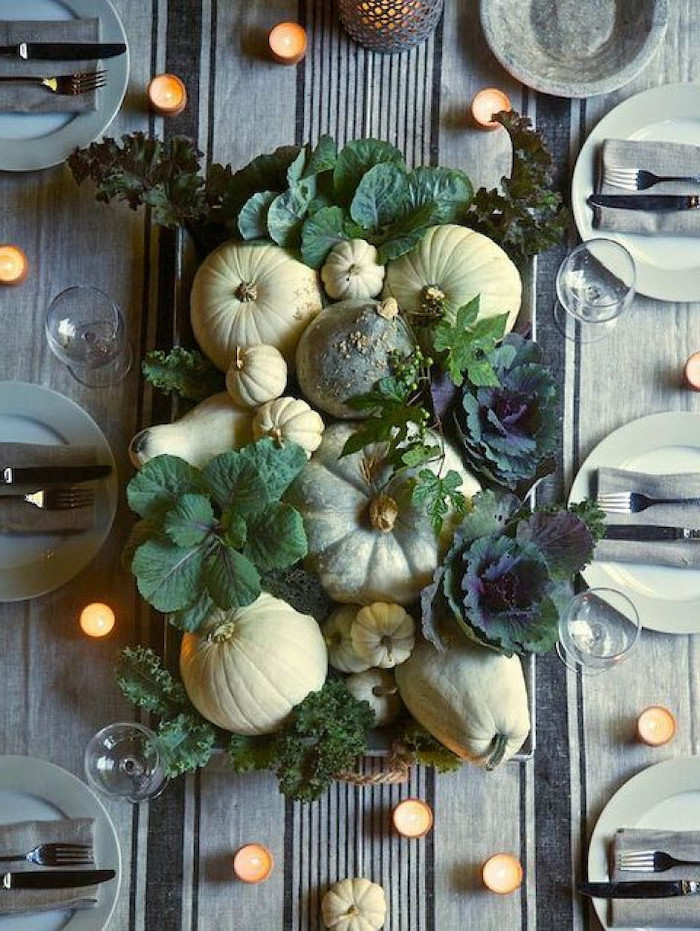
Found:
480,0 -> 669,98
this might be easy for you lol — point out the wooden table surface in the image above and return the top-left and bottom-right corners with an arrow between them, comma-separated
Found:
1,2 -> 699,929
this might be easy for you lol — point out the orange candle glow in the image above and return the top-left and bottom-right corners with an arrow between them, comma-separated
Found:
268,22 -> 307,65
147,74 -> 187,116
233,844 -> 274,883
79,602 -> 116,638
482,853 -> 523,894
392,798 -> 434,838
637,705 -> 676,747
470,88 -> 512,130
0,245 -> 28,286
684,352 -> 700,390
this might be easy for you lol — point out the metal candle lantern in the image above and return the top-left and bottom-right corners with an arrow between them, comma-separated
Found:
337,0 -> 444,53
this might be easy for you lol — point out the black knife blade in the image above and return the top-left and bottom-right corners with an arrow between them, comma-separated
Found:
588,193 -> 700,212
579,880 -> 699,899
4,869 -> 115,890
603,525 -> 700,541
0,42 -> 126,61
0,464 -> 112,486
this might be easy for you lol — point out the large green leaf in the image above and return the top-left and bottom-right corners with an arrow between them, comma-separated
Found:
304,134 -> 337,177
127,455 -> 204,521
243,503 -> 307,572
373,202 -> 438,264
300,205 -> 350,268
202,439 -> 307,515
333,138 -> 405,206
267,179 -> 316,249
163,494 -> 216,548
238,190 -> 276,240
350,163 -> 410,230
407,166 -> 474,221
168,592 -> 215,632
286,148 -> 308,186
132,538 -> 208,613
203,546 -> 260,609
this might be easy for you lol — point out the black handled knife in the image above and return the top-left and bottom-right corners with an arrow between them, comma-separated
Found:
580,879 -> 700,898
0,464 -> 111,486
588,193 -> 700,211
3,869 -> 115,890
604,525 -> 700,541
0,42 -> 126,61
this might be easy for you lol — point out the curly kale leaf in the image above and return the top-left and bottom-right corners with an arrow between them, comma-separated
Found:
141,348 -> 224,401
153,714 -> 216,777
398,721 -> 462,773
116,646 -> 189,717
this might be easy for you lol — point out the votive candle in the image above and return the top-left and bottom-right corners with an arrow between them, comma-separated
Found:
0,245 -> 28,286
683,352 -> 700,390
79,602 -> 116,638
470,87 -> 512,130
392,798 -> 434,838
268,22 -> 307,65
147,74 -> 187,116
637,705 -> 676,747
233,844 -> 274,883
482,853 -> 523,894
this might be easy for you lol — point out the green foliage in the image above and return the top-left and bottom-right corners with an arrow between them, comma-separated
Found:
399,721 -> 462,773
432,297 -> 509,386
153,715 -> 217,777
411,469 -> 467,535
141,348 -> 224,402
566,498 -> 607,544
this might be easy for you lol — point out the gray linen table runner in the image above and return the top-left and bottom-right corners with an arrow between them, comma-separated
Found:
0,19 -> 99,113
592,139 -> 700,236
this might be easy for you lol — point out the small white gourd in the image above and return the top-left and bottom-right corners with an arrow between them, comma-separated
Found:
351,603 -> 415,669
252,396 -> 324,458
225,344 -> 287,409
322,606 -> 370,673
321,877 -> 387,931
345,668 -> 401,727
321,239 -> 386,301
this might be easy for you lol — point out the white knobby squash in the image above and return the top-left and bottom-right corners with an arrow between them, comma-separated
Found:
190,239 -> 323,370
295,297 -> 415,419
225,344 -> 287,408
322,605 -> 370,673
383,224 -> 522,340
345,668 -> 401,727
252,396 -> 324,458
351,603 -> 415,669
179,593 -> 328,735
321,239 -> 386,301
129,393 -> 252,469
321,878 -> 387,931
395,632 -> 530,769
286,423 -> 481,605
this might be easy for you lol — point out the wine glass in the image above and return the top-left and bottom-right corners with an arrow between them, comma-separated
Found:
84,722 -> 168,803
45,286 -> 132,388
553,239 -> 636,342
556,588 -> 641,675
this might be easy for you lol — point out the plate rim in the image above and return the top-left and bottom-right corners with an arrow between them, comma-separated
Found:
568,410 -> 700,634
571,81 -> 700,302
0,753 -> 122,931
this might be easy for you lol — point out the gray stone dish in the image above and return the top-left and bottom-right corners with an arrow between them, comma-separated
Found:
480,0 -> 669,98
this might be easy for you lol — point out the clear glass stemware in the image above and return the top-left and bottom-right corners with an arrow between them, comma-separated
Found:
556,587 -> 641,675
84,722 -> 167,804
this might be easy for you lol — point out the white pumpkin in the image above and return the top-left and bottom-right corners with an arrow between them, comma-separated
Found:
322,605 -> 370,673
345,668 -> 401,727
321,239 -> 386,300
351,603 -> 414,668
395,633 -> 530,769
383,224 -> 522,338
179,593 -> 328,735
252,396 -> 324,457
190,239 -> 323,370
129,393 -> 252,468
225,344 -> 287,409
321,878 -> 387,931
287,423 -> 481,605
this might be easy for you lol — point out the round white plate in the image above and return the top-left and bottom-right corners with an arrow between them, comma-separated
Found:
571,83 -> 700,302
0,0 -> 129,172
569,411 -> 700,634
0,381 -> 117,602
588,757 -> 700,931
0,755 -> 121,931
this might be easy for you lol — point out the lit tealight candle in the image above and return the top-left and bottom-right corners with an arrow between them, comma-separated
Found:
147,74 -> 187,117
482,853 -> 523,894
233,844 -> 274,883
79,602 -> 116,638
470,87 -> 512,130
268,22 -> 307,65
392,798 -> 434,838
637,705 -> 676,747
684,352 -> 700,391
0,244 -> 28,286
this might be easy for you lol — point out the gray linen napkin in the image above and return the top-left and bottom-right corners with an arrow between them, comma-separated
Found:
0,442 -> 97,534
595,467 -> 700,569
0,19 -> 99,113
610,828 -> 700,927
592,139 -> 700,236
0,818 -> 97,916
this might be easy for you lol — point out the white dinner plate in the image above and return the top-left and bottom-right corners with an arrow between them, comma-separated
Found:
568,411 -> 700,634
588,757 -> 700,931
0,381 -> 117,602
571,83 -> 700,302
0,755 -> 121,931
0,0 -> 129,172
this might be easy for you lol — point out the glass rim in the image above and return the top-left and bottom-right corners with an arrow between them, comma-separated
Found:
556,237 -> 637,311
558,586 -> 641,665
